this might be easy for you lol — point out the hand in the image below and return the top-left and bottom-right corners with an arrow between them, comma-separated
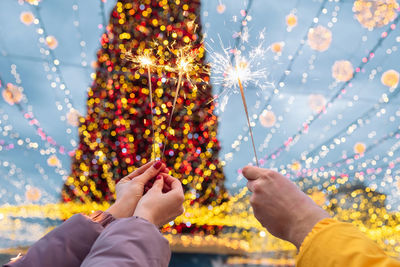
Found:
134,173 -> 185,227
243,166 -> 330,249
106,161 -> 169,219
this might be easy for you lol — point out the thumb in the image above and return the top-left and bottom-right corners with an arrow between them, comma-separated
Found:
135,161 -> 163,184
149,175 -> 164,192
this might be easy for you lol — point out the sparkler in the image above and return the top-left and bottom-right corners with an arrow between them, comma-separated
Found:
162,45 -> 203,156
208,37 -> 271,166
125,50 -> 157,159
230,58 -> 260,166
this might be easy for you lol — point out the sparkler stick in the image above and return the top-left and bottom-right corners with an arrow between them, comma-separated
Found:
237,77 -> 259,167
125,50 -> 156,159
161,45 -> 200,157
162,72 -> 183,157
147,65 -> 156,159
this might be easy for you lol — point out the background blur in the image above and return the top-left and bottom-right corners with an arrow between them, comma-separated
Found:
0,0 -> 400,266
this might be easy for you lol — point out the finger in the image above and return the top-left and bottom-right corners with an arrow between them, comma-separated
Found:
134,161 -> 164,184
242,166 -> 264,181
162,174 -> 181,189
125,161 -> 155,180
167,176 -> 184,195
247,180 -> 255,192
149,175 -> 164,192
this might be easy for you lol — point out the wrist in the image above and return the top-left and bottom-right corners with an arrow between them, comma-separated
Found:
106,200 -> 135,219
288,207 -> 330,249
133,209 -> 157,226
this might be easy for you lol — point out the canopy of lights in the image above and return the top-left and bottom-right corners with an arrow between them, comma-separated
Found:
0,0 -> 399,264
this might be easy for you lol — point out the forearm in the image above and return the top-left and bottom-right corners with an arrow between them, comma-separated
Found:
4,211 -> 114,267
81,216 -> 171,267
296,218 -> 400,267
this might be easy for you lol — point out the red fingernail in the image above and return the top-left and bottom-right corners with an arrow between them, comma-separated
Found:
156,175 -> 162,180
154,161 -> 162,169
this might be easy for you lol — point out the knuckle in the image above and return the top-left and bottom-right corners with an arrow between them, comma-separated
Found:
176,193 -> 185,203
253,180 -> 263,193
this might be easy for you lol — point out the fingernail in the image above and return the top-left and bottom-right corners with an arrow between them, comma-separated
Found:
156,175 -> 162,180
153,161 -> 162,169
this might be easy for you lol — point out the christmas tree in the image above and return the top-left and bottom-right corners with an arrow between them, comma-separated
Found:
62,0 -> 227,215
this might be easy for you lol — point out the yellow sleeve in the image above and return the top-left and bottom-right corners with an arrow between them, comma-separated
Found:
296,218 -> 400,267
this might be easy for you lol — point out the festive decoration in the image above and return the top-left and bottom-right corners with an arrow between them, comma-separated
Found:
66,108 -> 81,127
25,0 -> 40,5
290,161 -> 301,171
25,186 -> 41,202
62,0 -> 227,215
332,60 -> 354,82
1,0 -> 400,261
286,13 -> 297,28
47,155 -> 60,167
217,3 -> 226,14
20,12 -> 34,26
307,25 -> 332,52
308,94 -> 326,113
259,110 -> 276,128
353,142 -> 366,154
353,0 -> 399,29
381,69 -> 399,87
45,36 -> 58,49
271,42 -> 284,53
2,83 -> 22,105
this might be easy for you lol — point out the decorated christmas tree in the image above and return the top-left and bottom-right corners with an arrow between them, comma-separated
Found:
62,0 -> 227,214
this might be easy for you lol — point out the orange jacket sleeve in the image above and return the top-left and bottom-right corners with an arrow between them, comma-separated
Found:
296,218 -> 400,267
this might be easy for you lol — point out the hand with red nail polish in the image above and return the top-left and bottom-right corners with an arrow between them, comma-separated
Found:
106,161 -> 168,219
134,173 -> 185,227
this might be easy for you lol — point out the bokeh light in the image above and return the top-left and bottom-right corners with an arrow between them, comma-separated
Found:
353,0 -> 399,29
307,25 -> 332,52
332,60 -> 354,82
2,83 -> 22,105
381,69 -> 400,88
259,110 -> 276,128
20,11 -> 34,25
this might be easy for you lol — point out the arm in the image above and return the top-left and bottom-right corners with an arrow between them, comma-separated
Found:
5,161 -> 167,267
82,173 -> 184,267
4,211 -> 114,267
242,166 -> 400,267
81,217 -> 171,267
296,218 -> 400,267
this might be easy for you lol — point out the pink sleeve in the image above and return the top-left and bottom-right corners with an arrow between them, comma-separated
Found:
81,216 -> 171,267
4,212 -> 115,267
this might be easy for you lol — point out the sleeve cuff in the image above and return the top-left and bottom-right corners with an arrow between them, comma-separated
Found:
297,218 -> 338,258
88,211 -> 116,228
